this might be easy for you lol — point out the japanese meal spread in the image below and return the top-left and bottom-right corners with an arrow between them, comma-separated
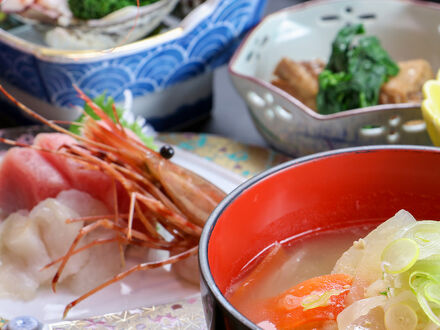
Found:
3,0 -> 440,327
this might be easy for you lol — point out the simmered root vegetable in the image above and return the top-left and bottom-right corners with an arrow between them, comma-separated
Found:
332,209 -> 416,283
272,58 -> 325,110
273,58 -> 433,113
261,273 -> 353,329
229,210 -> 440,329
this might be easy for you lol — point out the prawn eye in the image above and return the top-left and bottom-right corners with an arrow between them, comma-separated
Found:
160,145 -> 174,159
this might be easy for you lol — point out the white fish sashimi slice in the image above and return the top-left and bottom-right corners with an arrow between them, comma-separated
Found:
30,196 -> 88,282
64,226 -> 122,295
0,212 -> 50,300
0,190 -> 121,300
56,190 -> 109,218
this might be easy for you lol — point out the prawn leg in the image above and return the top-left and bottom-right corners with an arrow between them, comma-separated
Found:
51,219 -> 176,292
42,237 -> 123,270
62,246 -> 198,319
134,192 -> 202,237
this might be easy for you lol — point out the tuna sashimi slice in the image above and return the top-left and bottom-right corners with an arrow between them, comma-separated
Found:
34,133 -> 129,212
0,133 -> 131,218
0,147 -> 70,216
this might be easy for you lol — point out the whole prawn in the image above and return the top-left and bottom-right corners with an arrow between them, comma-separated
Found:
0,84 -> 226,318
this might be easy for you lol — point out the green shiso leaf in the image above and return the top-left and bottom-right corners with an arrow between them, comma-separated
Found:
69,93 -> 157,151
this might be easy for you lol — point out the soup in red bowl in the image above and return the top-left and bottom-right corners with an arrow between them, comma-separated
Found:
199,146 -> 440,329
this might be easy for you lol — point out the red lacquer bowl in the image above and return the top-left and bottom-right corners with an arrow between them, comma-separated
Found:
199,146 -> 440,329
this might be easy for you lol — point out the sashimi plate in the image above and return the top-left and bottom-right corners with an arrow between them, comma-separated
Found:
0,126 -> 246,324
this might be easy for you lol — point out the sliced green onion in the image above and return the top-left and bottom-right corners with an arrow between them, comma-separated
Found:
384,303 -> 418,330
301,289 -> 343,311
424,282 -> 440,306
403,222 -> 440,258
416,284 -> 440,327
409,272 -> 432,292
381,238 -> 419,274
408,258 -> 440,292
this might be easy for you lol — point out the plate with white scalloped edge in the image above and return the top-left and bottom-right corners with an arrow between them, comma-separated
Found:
0,127 -> 246,324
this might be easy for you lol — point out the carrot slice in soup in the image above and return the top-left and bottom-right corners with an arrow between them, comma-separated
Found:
262,273 -> 353,329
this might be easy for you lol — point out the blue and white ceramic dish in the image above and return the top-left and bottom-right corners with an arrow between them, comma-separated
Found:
0,0 -> 267,130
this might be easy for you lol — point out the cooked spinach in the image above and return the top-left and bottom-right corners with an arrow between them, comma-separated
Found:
317,24 -> 399,114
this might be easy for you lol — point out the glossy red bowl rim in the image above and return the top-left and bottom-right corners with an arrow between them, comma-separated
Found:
198,144 -> 440,329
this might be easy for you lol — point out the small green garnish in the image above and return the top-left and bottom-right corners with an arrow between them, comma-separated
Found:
70,93 -> 157,151
316,23 -> 399,114
68,0 -> 161,20
362,124 -> 381,129
380,290 -> 388,296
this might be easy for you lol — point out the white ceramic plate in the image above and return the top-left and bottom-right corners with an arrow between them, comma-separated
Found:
0,140 -> 246,324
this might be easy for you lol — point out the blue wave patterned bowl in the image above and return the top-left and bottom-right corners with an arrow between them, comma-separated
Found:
0,0 -> 267,130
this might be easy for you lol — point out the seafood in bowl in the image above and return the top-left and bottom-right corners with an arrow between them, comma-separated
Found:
0,0 -> 178,50
0,85 -> 226,319
199,145 -> 440,329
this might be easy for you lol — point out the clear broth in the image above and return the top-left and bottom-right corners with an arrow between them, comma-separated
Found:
226,225 -> 374,326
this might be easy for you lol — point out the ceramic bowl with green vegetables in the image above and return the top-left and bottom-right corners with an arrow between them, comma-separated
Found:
229,0 -> 440,157
1,0 -> 178,50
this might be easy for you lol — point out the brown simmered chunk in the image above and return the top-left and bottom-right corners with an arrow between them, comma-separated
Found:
271,57 -> 433,111
380,59 -> 434,104
271,58 -> 325,110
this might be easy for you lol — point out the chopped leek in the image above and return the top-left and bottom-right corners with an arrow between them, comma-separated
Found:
301,289 -> 344,310
424,282 -> 440,306
416,286 -> 440,327
381,238 -> 419,274
336,211 -> 440,327
384,303 -> 418,330
378,217 -> 440,326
